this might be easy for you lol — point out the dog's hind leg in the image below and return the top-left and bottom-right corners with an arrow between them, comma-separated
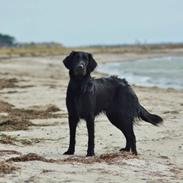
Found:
106,112 -> 137,155
119,125 -> 137,155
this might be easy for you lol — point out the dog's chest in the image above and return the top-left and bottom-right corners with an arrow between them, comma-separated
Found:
74,95 -> 94,118
68,79 -> 95,118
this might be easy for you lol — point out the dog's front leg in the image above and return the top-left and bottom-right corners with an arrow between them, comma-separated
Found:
86,115 -> 95,156
64,115 -> 79,155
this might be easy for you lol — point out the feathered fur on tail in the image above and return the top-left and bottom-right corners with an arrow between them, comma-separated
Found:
139,105 -> 163,126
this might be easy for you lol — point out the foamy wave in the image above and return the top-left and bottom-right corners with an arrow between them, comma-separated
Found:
97,56 -> 183,90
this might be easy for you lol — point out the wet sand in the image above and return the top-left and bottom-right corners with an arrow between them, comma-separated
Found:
0,53 -> 183,182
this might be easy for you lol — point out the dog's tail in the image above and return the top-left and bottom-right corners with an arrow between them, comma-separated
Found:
138,105 -> 163,126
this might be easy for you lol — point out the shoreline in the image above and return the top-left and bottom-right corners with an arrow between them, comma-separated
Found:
95,54 -> 183,91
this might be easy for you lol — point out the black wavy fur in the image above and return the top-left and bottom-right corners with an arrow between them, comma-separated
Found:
63,51 -> 163,156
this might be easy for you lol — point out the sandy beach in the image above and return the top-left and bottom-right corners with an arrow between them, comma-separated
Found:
0,51 -> 183,182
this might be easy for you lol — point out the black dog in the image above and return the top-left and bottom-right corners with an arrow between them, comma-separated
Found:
63,51 -> 163,156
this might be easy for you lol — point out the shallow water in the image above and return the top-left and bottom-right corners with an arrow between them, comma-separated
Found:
97,56 -> 183,89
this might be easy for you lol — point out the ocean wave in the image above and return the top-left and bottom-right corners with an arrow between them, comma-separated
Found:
97,56 -> 183,90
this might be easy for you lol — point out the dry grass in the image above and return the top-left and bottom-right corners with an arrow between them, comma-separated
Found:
0,46 -> 70,58
0,44 -> 183,58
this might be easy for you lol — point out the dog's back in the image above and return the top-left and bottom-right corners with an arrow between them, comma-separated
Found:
92,76 -> 138,118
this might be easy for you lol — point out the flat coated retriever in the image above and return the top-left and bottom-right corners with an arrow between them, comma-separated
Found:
63,51 -> 163,156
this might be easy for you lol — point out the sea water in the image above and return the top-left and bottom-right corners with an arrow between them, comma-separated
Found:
97,56 -> 183,90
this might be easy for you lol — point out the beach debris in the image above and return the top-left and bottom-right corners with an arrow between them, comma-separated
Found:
0,161 -> 18,174
6,152 -> 138,164
0,100 -> 62,131
0,78 -> 18,89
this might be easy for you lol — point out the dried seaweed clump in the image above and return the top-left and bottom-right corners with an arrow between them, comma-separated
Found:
0,162 -> 18,174
0,78 -> 18,89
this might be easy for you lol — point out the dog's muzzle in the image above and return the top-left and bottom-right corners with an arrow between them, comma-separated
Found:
74,64 -> 86,76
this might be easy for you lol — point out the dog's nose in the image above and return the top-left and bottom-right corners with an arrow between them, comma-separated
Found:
77,64 -> 84,70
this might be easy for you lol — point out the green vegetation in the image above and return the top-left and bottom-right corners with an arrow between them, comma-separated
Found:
0,33 -> 15,47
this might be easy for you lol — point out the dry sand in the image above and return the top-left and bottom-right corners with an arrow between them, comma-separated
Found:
0,52 -> 183,182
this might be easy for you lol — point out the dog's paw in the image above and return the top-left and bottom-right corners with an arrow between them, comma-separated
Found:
86,152 -> 95,157
120,148 -> 138,155
120,147 -> 130,152
63,150 -> 74,155
132,150 -> 138,156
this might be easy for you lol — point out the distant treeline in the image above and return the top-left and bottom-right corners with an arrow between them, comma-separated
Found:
0,33 -> 15,47
1,33 -> 183,50
16,42 -> 64,48
0,33 -> 63,48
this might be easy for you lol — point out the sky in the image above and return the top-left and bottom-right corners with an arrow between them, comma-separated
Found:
0,0 -> 183,46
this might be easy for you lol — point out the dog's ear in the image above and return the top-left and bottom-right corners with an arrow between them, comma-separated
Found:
87,53 -> 97,73
63,51 -> 75,69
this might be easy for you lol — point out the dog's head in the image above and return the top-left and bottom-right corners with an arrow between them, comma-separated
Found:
63,51 -> 97,77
